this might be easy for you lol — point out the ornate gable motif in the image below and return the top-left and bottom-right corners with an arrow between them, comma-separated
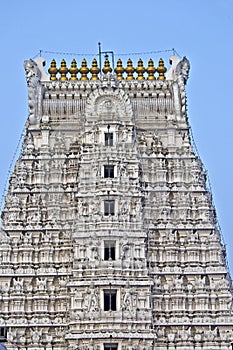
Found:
85,86 -> 133,121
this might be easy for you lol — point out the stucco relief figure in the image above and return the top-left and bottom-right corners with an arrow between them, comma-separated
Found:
123,288 -> 136,312
120,162 -> 127,178
150,133 -> 162,153
101,71 -> 118,88
130,199 -> 140,216
168,56 -> 190,117
175,57 -> 190,85
37,277 -> 47,291
84,288 -> 99,312
104,99 -> 113,110
195,276 -> 205,289
179,326 -> 191,341
203,327 -> 217,341
120,200 -> 129,216
13,278 -> 24,292
120,127 -> 128,142
0,230 -> 10,244
24,59 -> 43,125
138,132 -> 147,146
97,98 -> 118,117
123,290 -> 132,310
154,276 -> 161,290
188,230 -> 198,243
30,328 -> 42,343
121,239 -> 130,260
173,276 -> 183,290
88,237 -> 99,261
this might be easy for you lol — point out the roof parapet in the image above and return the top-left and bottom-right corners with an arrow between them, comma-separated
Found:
45,57 -> 167,82
31,55 -> 190,85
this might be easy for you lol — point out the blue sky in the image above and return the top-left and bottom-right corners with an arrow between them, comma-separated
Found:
1,0 -> 233,273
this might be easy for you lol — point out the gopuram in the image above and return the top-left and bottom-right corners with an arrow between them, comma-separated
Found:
0,52 -> 232,349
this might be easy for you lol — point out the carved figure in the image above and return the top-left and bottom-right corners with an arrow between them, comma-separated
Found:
24,59 -> 43,124
173,276 -> 183,290
175,57 -> 190,85
84,289 -> 99,312
123,288 -> 136,312
13,278 -> 24,292
122,239 -> 130,260
37,277 -> 47,291
30,327 -> 42,343
120,127 -> 128,142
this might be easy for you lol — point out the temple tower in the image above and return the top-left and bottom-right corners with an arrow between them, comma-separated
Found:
0,53 -> 232,349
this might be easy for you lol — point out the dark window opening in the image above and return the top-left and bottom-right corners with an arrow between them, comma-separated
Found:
104,165 -> 114,178
0,327 -> 7,341
104,344 -> 118,350
104,200 -> 115,216
104,241 -> 116,260
105,132 -> 113,146
104,289 -> 117,311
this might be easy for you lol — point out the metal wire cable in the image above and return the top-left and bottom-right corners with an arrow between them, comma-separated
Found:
0,121 -> 27,222
33,48 -> 182,60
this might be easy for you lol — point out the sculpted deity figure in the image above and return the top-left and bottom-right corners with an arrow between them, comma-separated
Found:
13,278 -> 24,292
24,59 -> 43,125
140,132 -> 147,144
173,276 -> 183,290
175,56 -> 190,85
121,238 -> 130,260
30,327 -> 42,343
120,127 -> 128,142
37,277 -> 47,291
84,288 -> 99,312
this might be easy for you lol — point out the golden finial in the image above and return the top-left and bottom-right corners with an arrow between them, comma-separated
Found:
79,59 -> 89,81
114,59 -> 124,80
136,58 -> 145,80
48,59 -> 58,81
69,59 -> 78,81
146,58 -> 156,80
59,59 -> 68,81
125,59 -> 135,80
157,58 -> 167,80
102,57 -> 112,74
90,58 -> 100,80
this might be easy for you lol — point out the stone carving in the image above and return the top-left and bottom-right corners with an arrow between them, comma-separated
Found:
30,328 -> 42,343
12,278 -> 24,292
24,59 -> 43,125
85,87 -> 133,119
101,71 -> 118,88
175,57 -> 190,85
88,235 -> 100,261
122,287 -> 137,312
0,230 -> 10,243
121,238 -> 131,260
83,287 -> 99,313
130,199 -> 140,216
37,277 -> 47,291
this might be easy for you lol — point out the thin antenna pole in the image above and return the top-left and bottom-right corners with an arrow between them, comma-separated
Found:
111,52 -> 114,71
98,42 -> 102,73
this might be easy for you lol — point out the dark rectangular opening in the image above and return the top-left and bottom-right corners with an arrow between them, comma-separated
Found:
0,327 -> 7,341
105,132 -> 113,146
104,289 -> 117,311
104,241 -> 116,260
104,200 -> 115,216
104,344 -> 118,350
104,165 -> 114,178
